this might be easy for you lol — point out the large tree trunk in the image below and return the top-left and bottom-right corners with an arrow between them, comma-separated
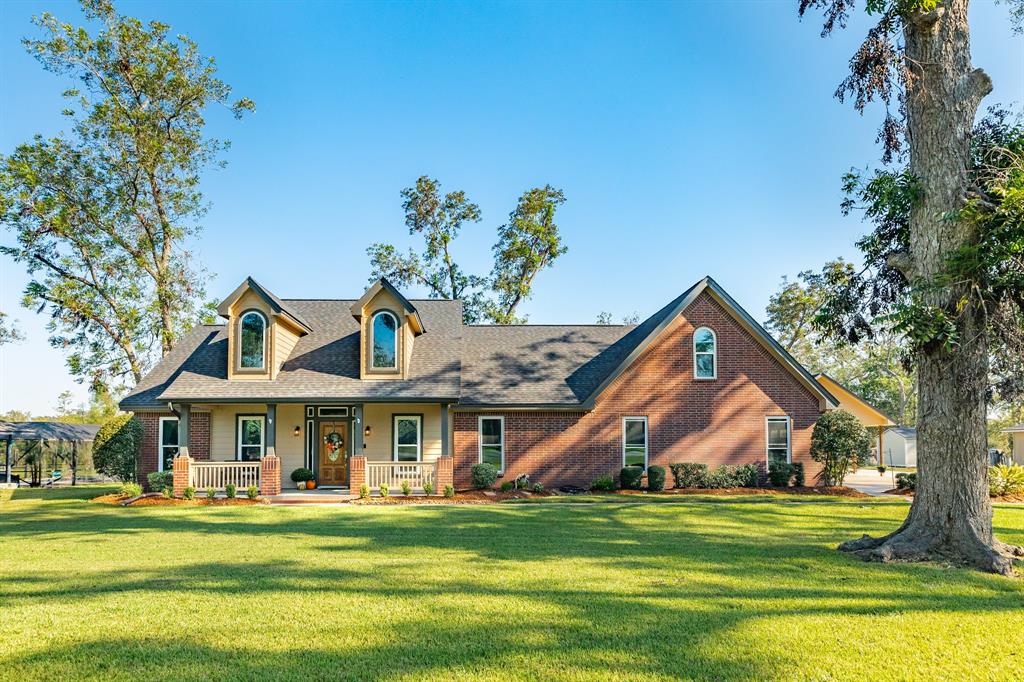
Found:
840,0 -> 1021,574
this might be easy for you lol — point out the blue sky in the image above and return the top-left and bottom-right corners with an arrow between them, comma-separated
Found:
1,0 -> 1021,414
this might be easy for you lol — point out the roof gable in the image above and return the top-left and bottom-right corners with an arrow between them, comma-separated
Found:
216,277 -> 312,334
351,278 -> 425,334
814,373 -> 896,426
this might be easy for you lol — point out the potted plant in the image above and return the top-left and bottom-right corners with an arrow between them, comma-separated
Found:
877,465 -> 887,475
290,467 -> 314,490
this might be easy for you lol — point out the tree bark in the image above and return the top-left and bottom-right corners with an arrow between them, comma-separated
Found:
840,0 -> 1021,574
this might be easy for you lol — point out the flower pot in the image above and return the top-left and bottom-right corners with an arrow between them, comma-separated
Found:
307,480 -> 317,490
297,481 -> 306,490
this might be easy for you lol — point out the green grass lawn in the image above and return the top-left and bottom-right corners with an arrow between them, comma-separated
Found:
2,489 -> 1024,680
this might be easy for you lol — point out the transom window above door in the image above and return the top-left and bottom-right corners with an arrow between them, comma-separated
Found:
393,415 -> 421,462
237,415 -> 265,461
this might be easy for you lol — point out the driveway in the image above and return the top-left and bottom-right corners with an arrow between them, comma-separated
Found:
845,468 -> 903,497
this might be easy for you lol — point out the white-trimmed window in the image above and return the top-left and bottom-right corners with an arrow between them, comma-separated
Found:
239,310 -> 267,369
622,416 -> 648,468
766,416 -> 791,466
393,415 -> 421,462
371,311 -> 398,369
478,416 -> 505,472
237,415 -> 265,461
159,417 -> 179,472
693,327 -> 717,379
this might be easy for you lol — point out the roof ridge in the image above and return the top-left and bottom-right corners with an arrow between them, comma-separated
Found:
465,324 -> 635,328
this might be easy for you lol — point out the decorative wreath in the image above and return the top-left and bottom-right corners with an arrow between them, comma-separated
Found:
323,431 -> 345,461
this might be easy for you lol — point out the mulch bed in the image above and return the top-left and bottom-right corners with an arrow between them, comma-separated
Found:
351,489 -> 555,505
92,493 -> 266,506
609,486 -> 870,498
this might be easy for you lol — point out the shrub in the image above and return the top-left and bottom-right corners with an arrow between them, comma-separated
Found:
205,486 -> 216,500
647,465 -> 666,491
379,483 -> 390,498
246,485 -> 258,500
590,475 -> 615,491
811,410 -> 872,486
533,482 -> 545,493
471,463 -> 499,489
620,466 -> 644,490
147,470 -> 172,492
94,413 -> 143,483
792,462 -> 805,487
422,481 -> 435,496
401,480 -> 412,496
877,465 -> 887,474
670,463 -> 708,488
162,487 -> 172,499
768,461 -> 793,487
705,465 -> 735,489
359,483 -> 370,499
500,481 -> 514,492
989,465 -> 1024,497
735,463 -> 759,488
119,482 -> 142,498
895,472 -> 917,491
444,484 -> 455,498
182,486 -> 195,500
225,483 -> 237,499
290,467 -> 314,483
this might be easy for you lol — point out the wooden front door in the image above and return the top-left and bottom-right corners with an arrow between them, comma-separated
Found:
319,422 -> 349,486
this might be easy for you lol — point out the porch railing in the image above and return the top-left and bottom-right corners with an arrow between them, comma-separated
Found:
366,461 -> 437,491
190,461 -> 261,491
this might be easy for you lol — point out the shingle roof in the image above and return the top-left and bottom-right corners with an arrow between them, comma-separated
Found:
121,299 -> 462,408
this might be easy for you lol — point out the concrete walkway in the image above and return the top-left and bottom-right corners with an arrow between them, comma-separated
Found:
845,468 -> 903,497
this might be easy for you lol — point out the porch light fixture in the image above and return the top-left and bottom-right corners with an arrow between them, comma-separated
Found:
364,425 -> 372,438
293,426 -> 301,437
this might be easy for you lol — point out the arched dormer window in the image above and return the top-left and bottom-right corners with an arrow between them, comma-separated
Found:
239,310 -> 267,369
693,327 -> 716,380
371,311 -> 398,369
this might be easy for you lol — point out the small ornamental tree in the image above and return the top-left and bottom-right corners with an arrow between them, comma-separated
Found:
811,410 -> 871,487
93,413 -> 142,482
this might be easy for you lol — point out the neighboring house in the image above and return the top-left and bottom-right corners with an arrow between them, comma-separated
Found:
1001,424 -> 1024,465
813,374 -> 897,464
881,427 -> 917,468
120,275 -> 839,491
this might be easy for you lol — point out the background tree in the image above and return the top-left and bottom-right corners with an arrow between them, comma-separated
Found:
0,0 -> 251,392
368,176 -> 487,322
765,261 -> 917,424
487,186 -> 568,324
369,177 -> 568,324
0,311 -> 23,345
799,0 -> 1024,573
596,310 -> 641,325
811,410 -> 872,486
92,412 -> 142,482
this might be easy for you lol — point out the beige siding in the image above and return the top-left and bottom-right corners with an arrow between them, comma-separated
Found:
274,323 -> 301,378
360,288 -> 410,380
1014,433 -> 1024,466
361,403 -> 442,462
228,289 -> 274,381
204,403 -> 307,488
208,403 -> 267,461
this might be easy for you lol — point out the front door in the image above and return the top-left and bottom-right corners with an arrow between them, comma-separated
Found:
319,422 -> 349,486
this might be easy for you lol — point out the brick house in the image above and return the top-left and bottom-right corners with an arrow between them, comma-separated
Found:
120,275 -> 838,494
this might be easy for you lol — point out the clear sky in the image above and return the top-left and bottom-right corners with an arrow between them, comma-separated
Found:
1,0 -> 1021,415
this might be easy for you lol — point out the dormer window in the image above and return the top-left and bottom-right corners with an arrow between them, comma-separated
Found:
371,311 -> 398,369
239,310 -> 267,369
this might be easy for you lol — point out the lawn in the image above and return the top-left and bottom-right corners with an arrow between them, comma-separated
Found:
2,489 -> 1024,680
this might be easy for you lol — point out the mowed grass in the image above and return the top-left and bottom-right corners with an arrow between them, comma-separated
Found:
2,489 -> 1024,681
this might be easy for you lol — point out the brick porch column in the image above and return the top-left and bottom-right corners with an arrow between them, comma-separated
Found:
173,455 -> 192,498
260,454 -> 281,497
436,456 -> 453,495
350,456 -> 366,491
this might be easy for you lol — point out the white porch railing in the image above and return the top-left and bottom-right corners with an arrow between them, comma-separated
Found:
366,461 -> 437,490
190,461 -> 261,491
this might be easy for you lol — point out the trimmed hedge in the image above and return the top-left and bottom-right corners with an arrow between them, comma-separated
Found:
670,463 -> 708,488
620,466 -> 644,490
590,475 -> 615,491
768,461 -> 793,487
471,463 -> 498,489
647,465 -> 666,491
895,472 -> 916,491
94,413 -> 143,483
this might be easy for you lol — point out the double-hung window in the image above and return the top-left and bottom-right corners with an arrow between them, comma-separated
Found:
237,415 -> 266,461
622,416 -> 648,468
766,416 -> 791,466
159,417 -> 179,472
478,416 -> 505,472
393,415 -> 421,462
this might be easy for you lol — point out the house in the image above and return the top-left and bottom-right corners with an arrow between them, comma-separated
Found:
813,374 -> 897,465
881,427 -> 917,468
1001,424 -> 1024,465
119,275 -> 839,493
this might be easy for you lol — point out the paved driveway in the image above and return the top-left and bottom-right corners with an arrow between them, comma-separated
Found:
845,468 -> 903,497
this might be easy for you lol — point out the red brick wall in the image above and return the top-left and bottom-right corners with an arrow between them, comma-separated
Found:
453,291 -> 824,488
136,411 -> 210,485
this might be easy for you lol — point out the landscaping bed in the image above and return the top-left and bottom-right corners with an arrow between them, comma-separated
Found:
92,492 -> 267,507
886,487 -> 1024,504
351,489 -> 555,505
605,485 -> 869,498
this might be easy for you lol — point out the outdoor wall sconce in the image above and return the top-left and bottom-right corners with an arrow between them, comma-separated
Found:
293,426 -> 301,437
364,425 -> 372,437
